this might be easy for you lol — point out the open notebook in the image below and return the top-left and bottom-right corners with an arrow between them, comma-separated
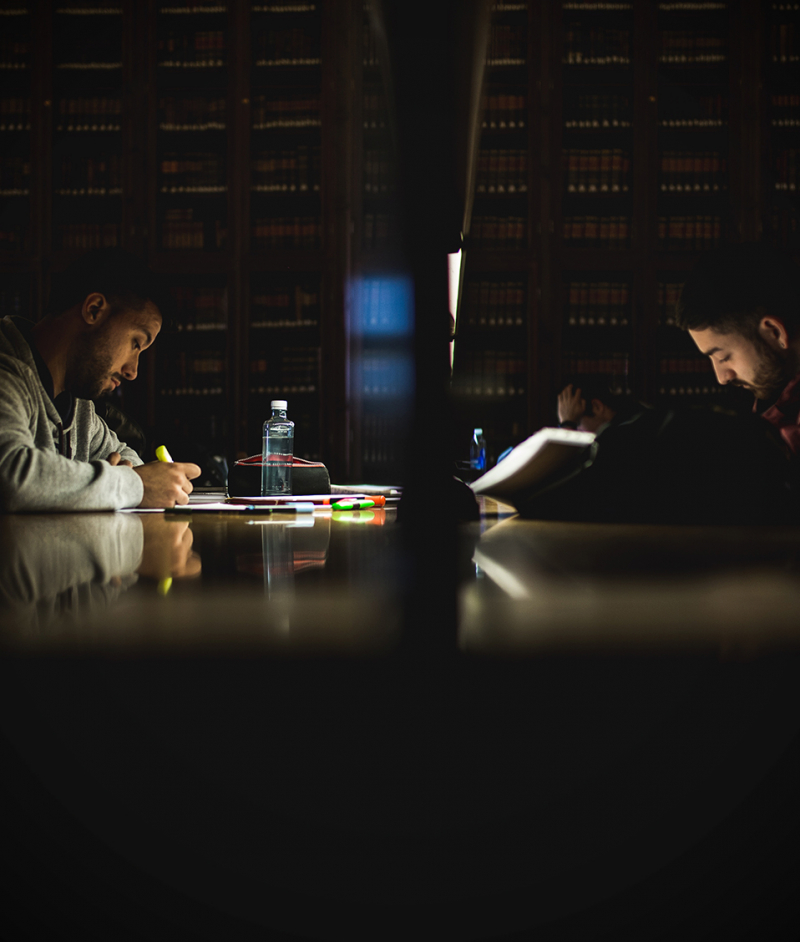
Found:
469,427 -> 595,502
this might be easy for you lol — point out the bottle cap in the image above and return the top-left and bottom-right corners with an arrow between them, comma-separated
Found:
271,400 -> 288,409
474,428 -> 483,436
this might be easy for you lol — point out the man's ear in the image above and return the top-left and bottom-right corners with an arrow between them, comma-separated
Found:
81,292 -> 111,327
758,314 -> 790,351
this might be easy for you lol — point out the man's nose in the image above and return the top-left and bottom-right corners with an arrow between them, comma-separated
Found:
712,360 -> 734,385
121,354 -> 139,380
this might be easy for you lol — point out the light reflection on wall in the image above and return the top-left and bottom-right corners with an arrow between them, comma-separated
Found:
349,275 -> 415,480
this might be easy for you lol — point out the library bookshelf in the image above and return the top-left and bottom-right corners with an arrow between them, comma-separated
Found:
0,0 -> 351,480
451,0 -> 794,465
1,0 -> 797,477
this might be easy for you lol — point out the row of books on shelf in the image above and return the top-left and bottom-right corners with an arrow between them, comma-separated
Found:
0,157 -> 29,192
452,353 -> 528,398
658,32 -> 727,63
55,2 -> 123,11
162,210 -> 226,249
253,147 -> 321,191
250,348 -> 319,390
658,215 -> 721,250
564,94 -> 630,128
470,216 -> 526,249
252,94 -> 320,128
562,353 -> 629,377
461,280 -> 526,328
659,93 -> 727,126
169,286 -> 227,330
251,285 -> 319,327
0,228 -> 27,250
0,107 -> 39,135
657,282 -> 683,326
362,213 -> 396,250
564,281 -> 631,327
360,414 -> 400,469
160,353 -> 226,396
0,40 -> 29,67
658,382 -> 717,397
362,93 -> 388,130
481,94 -> 526,129
476,150 -> 528,194
562,28 -> 631,65
57,97 -> 120,132
657,3 -> 727,9
0,98 -> 28,131
159,96 -> 225,130
254,28 -> 320,66
252,216 -> 321,249
659,356 -> 712,374
160,152 -> 225,190
486,25 -> 526,65
768,205 -> 799,247
362,22 -> 379,68
659,152 -> 727,191
771,23 -> 798,62
564,149 -> 630,194
774,148 -> 799,190
158,32 -> 225,67
772,95 -> 800,126
60,223 -> 118,249
160,3 -> 227,12
359,356 -> 414,399
249,381 -> 318,396
562,216 -> 630,249
363,150 -> 394,195
59,155 -> 121,192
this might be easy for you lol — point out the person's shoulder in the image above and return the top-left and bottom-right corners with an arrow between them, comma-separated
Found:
0,316 -> 37,372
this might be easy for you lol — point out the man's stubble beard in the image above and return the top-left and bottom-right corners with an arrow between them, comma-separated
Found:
65,327 -> 116,400
744,335 -> 796,401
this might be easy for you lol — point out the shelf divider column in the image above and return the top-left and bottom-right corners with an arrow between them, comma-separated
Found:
230,0 -> 249,457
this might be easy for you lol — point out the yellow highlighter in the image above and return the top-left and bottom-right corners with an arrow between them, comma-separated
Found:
156,445 -> 175,597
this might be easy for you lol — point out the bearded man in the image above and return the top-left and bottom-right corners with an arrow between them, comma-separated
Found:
676,243 -> 800,455
0,249 -> 200,512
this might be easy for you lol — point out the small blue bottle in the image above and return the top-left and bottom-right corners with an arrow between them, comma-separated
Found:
262,400 -> 295,496
470,427 -> 486,471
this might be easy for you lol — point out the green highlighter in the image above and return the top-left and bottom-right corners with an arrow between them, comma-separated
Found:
330,499 -> 375,511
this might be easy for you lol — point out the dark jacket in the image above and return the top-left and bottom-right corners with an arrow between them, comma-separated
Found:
516,404 -> 797,525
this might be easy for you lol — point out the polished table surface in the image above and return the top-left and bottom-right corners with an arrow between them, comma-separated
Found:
2,500 -> 800,940
4,496 -> 800,653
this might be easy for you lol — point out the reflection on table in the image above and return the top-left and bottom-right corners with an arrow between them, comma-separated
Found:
464,516 -> 800,654
0,507 -> 402,652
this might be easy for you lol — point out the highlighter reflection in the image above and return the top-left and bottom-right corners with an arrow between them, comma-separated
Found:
138,515 -> 202,582
329,509 -> 390,525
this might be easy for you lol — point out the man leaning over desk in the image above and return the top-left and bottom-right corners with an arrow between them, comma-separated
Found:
678,242 -> 800,458
0,249 -> 200,512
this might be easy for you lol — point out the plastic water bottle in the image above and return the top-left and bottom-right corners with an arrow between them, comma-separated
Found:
262,400 -> 295,496
470,427 -> 486,471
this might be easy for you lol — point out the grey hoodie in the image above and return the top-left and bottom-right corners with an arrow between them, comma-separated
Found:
0,316 -> 145,512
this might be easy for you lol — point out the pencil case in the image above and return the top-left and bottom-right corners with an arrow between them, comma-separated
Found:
227,455 -> 331,497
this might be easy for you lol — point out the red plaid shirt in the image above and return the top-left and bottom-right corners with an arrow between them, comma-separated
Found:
758,373 -> 800,454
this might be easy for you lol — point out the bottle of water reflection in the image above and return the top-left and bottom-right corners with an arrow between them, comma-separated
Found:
470,427 -> 486,471
262,400 -> 294,496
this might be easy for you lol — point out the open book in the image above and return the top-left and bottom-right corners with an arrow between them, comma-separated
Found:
469,427 -> 595,502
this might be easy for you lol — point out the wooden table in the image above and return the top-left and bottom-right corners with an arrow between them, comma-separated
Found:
2,501 -> 800,940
